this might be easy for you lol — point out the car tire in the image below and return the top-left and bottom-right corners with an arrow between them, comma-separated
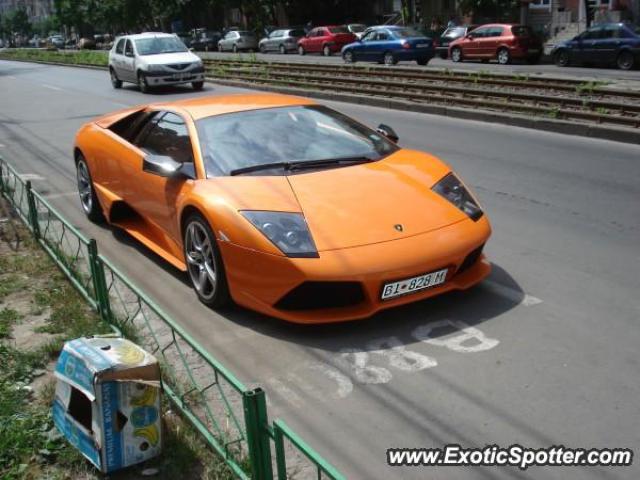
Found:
232,44 -> 238,53
137,72 -> 149,93
218,43 -> 223,52
451,47 -> 462,63
343,50 -> 355,63
416,58 -> 429,66
75,154 -> 104,223
192,81 -> 204,90
183,213 -> 231,309
383,51 -> 397,66
279,44 -> 286,54
554,49 -> 570,67
109,68 -> 122,89
298,45 -> 305,55
617,51 -> 634,71
323,45 -> 332,57
497,47 -> 511,65
259,44 -> 266,53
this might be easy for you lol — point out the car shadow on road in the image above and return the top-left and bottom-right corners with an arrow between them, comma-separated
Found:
119,84 -> 209,96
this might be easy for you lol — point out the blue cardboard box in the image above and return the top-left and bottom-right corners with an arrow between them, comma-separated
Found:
53,336 -> 162,473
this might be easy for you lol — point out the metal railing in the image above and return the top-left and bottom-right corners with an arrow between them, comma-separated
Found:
0,157 -> 345,480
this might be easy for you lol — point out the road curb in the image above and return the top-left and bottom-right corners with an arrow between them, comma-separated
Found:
207,77 -> 640,145
2,58 -> 637,145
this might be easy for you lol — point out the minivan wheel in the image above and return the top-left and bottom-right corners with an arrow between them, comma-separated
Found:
617,51 -> 634,70
109,68 -> 122,88
497,48 -> 511,65
451,47 -> 462,62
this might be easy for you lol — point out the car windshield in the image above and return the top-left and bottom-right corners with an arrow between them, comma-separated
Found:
135,36 -> 188,55
197,105 -> 398,177
328,26 -> 349,34
391,28 -> 422,38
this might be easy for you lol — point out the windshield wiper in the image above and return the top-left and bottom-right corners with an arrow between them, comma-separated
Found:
229,157 -> 375,176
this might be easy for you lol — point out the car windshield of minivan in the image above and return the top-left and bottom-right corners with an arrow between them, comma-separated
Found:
392,28 -> 422,39
197,105 -> 398,177
135,37 -> 188,55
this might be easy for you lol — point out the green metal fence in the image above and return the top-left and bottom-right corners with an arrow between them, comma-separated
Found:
0,157 -> 345,480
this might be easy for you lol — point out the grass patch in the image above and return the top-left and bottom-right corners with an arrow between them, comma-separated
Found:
0,49 -> 108,67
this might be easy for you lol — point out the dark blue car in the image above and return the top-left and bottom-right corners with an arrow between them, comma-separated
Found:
552,23 -> 640,70
341,26 -> 434,66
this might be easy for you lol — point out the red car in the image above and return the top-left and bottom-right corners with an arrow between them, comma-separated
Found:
448,24 -> 542,65
298,25 -> 356,56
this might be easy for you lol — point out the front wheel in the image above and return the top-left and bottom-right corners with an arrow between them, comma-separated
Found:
259,44 -> 266,53
192,81 -> 204,90
218,43 -> 223,52
554,49 -> 570,67
138,72 -> 149,93
183,214 -> 231,308
617,51 -> 635,70
343,50 -> 355,63
298,45 -> 305,55
323,45 -> 332,57
451,47 -> 462,63
109,68 -> 122,88
76,155 -> 103,223
497,48 -> 511,65
384,51 -> 397,65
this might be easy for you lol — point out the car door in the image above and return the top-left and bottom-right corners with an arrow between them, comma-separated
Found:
575,27 -> 602,63
132,111 -> 195,241
464,27 -> 486,57
357,30 -> 377,60
596,25 -> 621,65
269,30 -> 282,51
314,28 -> 330,52
121,39 -> 136,81
481,26 -> 503,58
373,30 -> 392,58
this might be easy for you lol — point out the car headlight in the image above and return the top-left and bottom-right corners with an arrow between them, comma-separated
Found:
241,211 -> 318,258
145,64 -> 164,72
432,173 -> 483,221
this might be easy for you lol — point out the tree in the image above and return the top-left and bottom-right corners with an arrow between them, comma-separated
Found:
1,8 -> 32,36
457,0 -> 520,22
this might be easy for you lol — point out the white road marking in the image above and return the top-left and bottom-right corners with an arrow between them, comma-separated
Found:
367,336 -> 438,372
413,319 -> 500,353
307,362 -> 353,399
484,280 -> 543,306
340,349 -> 393,384
6,76 -> 16,80
42,84 -> 62,91
18,173 -> 45,181
42,191 -> 78,199
267,377 -> 303,408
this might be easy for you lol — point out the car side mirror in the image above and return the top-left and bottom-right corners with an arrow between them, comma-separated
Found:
376,124 -> 399,143
143,155 -> 195,179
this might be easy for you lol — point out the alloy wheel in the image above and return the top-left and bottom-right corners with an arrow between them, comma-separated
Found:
451,48 -> 462,62
76,160 -> 93,214
185,221 -> 218,301
498,48 -> 510,65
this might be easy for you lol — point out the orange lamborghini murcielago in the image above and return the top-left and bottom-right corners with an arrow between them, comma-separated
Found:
74,93 -> 491,323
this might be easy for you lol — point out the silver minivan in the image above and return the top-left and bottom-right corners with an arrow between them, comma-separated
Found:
109,33 -> 205,93
259,28 -> 306,54
217,30 -> 258,52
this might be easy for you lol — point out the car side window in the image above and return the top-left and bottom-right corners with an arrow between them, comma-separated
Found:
377,31 -> 389,41
602,27 -> 619,39
488,27 -> 503,38
471,27 -> 487,38
583,28 -> 602,40
361,31 -> 375,42
124,39 -> 133,56
138,112 -> 193,164
115,39 -> 125,54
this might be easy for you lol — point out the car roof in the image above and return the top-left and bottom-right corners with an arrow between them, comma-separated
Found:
152,93 -> 318,120
118,32 -> 175,40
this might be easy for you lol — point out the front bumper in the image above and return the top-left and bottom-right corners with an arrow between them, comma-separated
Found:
143,68 -> 205,86
221,216 -> 491,323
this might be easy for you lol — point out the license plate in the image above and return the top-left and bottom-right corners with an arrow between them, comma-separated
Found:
172,73 -> 187,80
416,43 -> 430,48
381,268 -> 448,300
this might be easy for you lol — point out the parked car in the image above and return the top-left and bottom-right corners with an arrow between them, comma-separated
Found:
435,25 -> 477,59
297,25 -> 356,56
108,33 -> 205,93
47,35 -> 65,49
449,24 -> 542,65
79,37 -> 96,50
259,28 -> 305,54
347,23 -> 367,39
190,29 -> 221,51
342,26 -> 434,65
552,23 -> 640,70
218,30 -> 258,52
73,93 -> 491,323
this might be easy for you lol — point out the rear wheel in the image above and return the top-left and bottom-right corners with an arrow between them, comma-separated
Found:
384,51 -> 397,65
192,81 -> 204,90
416,58 -> 429,66
497,47 -> 511,65
218,43 -> 223,52
323,45 -> 332,56
343,50 -> 355,63
138,72 -> 149,93
183,214 -> 231,308
617,51 -> 635,70
109,68 -> 122,88
76,154 -> 103,223
298,45 -> 305,55
554,49 -> 570,67
259,44 -> 266,53
451,47 -> 462,63
232,44 -> 238,53
279,44 -> 286,54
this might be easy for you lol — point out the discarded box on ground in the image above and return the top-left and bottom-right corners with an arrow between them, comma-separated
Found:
52,336 -> 162,473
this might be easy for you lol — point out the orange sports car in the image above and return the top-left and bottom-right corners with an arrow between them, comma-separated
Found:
74,93 -> 491,323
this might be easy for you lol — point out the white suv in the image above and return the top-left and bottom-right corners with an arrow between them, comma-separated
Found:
109,32 -> 205,93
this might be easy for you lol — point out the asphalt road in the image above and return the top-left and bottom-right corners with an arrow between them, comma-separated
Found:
200,49 -> 640,83
1,60 -> 639,480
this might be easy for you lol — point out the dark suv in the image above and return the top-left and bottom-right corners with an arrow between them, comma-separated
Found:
552,23 -> 640,70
